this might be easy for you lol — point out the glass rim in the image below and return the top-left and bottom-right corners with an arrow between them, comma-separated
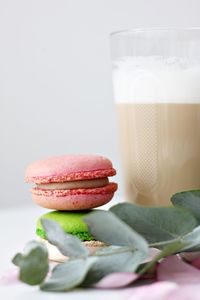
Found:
110,27 -> 200,37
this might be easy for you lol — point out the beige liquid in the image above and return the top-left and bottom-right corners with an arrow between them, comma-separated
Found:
117,103 -> 200,206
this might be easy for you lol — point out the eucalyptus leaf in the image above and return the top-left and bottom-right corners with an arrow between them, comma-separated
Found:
171,190 -> 200,222
40,257 -> 97,292
12,240 -> 49,285
84,210 -> 148,255
110,203 -> 197,246
82,246 -> 146,287
181,226 -> 200,252
41,219 -> 88,258
94,245 -> 132,256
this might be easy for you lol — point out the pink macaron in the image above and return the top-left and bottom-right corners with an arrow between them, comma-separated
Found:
25,154 -> 118,210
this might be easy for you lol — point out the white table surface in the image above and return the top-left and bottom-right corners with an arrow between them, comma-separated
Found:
0,199 -> 140,300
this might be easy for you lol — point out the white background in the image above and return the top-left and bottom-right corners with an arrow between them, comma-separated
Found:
1,0 -> 200,207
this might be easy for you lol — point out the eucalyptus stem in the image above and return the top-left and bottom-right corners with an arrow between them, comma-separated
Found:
149,238 -> 180,248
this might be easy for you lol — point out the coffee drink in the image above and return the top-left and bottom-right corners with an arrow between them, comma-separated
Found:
113,56 -> 200,205
117,103 -> 200,205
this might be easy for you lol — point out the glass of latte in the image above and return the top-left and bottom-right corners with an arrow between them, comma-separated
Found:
111,28 -> 200,206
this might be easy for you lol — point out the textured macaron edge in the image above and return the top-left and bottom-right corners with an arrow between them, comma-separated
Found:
36,227 -> 94,241
32,192 -> 115,210
26,168 -> 116,184
31,182 -> 118,196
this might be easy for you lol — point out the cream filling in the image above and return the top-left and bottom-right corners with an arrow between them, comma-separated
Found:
37,178 -> 109,190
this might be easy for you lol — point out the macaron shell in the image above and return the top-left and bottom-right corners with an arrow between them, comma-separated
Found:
25,154 -> 116,183
36,210 -> 94,240
32,183 -> 117,210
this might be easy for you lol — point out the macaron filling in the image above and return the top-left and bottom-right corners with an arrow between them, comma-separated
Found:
36,178 -> 109,190
32,182 -> 117,196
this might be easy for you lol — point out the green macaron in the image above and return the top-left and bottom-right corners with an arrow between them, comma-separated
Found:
36,210 -> 95,241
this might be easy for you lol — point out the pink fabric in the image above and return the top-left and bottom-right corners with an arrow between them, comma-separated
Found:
0,268 -> 19,285
126,282 -> 177,300
180,251 -> 200,262
191,257 -> 200,269
157,255 -> 200,284
123,283 -> 200,300
94,272 -> 138,288
25,154 -> 116,183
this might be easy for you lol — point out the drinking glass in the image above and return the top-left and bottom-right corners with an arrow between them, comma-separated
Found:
111,28 -> 200,206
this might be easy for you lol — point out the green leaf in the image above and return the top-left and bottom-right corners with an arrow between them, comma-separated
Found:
171,190 -> 200,222
12,241 -> 49,285
40,257 -> 97,292
110,203 -> 197,247
181,226 -> 200,252
41,219 -> 88,258
82,246 -> 145,287
94,245 -> 132,256
84,210 -> 148,255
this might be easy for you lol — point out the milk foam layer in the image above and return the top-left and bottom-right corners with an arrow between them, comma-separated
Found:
113,56 -> 200,103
